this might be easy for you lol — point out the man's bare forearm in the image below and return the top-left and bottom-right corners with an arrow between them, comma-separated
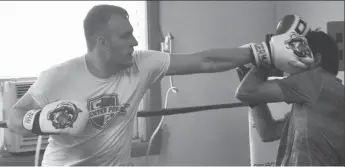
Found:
250,104 -> 281,142
237,67 -> 285,141
167,47 -> 256,75
7,108 -> 35,136
236,65 -> 283,142
201,47 -> 253,62
251,104 -> 288,142
198,47 -> 254,72
7,93 -> 41,136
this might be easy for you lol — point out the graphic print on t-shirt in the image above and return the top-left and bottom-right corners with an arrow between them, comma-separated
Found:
87,93 -> 130,130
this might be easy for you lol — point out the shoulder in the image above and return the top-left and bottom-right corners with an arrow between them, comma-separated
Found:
278,69 -> 323,86
133,49 -> 170,56
133,49 -> 170,62
132,49 -> 170,71
36,56 -> 83,84
47,56 -> 82,75
288,69 -> 321,80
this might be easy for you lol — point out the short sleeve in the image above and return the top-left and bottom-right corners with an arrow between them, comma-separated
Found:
133,50 -> 170,85
276,70 -> 323,104
27,68 -> 59,108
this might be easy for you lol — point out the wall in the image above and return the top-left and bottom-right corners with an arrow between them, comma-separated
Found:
276,1 -> 345,82
275,1 -> 344,32
152,1 -> 344,166
156,1 -> 276,166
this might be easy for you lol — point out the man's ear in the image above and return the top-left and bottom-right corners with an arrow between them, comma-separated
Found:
96,36 -> 108,50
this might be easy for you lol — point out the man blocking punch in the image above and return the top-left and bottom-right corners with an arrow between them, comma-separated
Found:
6,4 -> 312,166
236,15 -> 345,166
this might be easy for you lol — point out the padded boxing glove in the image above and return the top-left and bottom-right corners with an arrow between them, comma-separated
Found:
249,14 -> 314,74
22,100 -> 89,136
276,14 -> 311,36
250,32 -> 314,74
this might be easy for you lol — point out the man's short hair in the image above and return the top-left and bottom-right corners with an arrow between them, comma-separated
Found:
83,4 -> 129,51
306,29 -> 340,75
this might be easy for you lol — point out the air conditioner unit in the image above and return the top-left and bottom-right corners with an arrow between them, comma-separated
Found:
0,78 -> 49,153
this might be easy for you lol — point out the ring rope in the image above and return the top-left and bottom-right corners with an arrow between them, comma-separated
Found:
137,102 -> 248,117
0,102 -> 248,128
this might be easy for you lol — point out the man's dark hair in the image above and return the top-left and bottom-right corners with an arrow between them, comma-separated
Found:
306,29 -> 340,75
83,4 -> 129,51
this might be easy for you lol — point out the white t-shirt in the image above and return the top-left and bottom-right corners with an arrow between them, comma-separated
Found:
27,50 -> 170,166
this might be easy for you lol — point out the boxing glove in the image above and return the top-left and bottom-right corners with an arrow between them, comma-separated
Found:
22,100 -> 89,136
250,32 -> 314,74
250,14 -> 314,74
276,14 -> 311,36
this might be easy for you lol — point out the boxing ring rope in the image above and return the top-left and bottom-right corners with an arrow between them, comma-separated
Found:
139,102 -> 248,117
0,102 -> 248,129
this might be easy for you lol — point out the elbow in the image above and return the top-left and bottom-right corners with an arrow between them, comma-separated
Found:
235,87 -> 260,104
235,92 -> 245,102
235,89 -> 250,103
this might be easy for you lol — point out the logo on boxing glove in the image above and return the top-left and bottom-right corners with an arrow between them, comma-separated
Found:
285,33 -> 313,59
47,102 -> 82,129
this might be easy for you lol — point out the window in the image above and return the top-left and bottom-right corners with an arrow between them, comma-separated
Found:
0,1 -> 147,77
0,1 -> 155,155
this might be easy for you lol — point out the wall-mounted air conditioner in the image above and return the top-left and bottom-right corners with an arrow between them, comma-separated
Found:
0,78 -> 49,153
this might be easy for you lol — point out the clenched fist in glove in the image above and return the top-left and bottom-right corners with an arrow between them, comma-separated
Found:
22,100 -> 89,136
249,14 -> 314,74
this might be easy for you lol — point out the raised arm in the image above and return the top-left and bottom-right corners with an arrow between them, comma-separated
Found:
235,65 -> 322,105
250,104 -> 289,142
166,47 -> 254,76
236,66 -> 286,142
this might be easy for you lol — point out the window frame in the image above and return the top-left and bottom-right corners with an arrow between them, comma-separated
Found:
131,1 -> 164,157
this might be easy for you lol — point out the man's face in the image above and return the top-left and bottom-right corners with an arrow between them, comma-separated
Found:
98,15 -> 138,70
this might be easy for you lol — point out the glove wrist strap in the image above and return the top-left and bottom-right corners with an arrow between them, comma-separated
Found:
31,110 -> 45,135
250,42 -> 272,68
23,109 -> 54,135
23,109 -> 43,135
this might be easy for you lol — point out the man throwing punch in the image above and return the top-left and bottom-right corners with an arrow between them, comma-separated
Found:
236,15 -> 344,166
6,5 -> 310,166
